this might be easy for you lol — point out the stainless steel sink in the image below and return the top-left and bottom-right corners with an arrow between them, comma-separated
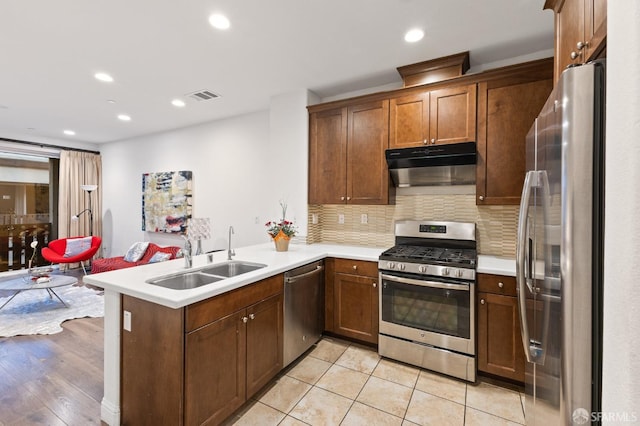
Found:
147,271 -> 224,290
200,261 -> 267,277
146,260 -> 267,290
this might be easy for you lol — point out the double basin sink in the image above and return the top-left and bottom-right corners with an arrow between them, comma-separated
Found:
146,260 -> 267,290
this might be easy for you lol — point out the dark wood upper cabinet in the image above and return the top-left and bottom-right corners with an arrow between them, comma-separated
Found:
545,0 -> 607,83
389,92 -> 429,148
309,100 -> 390,205
346,100 -> 390,204
389,84 -> 476,149
476,59 -> 553,205
308,107 -> 347,204
429,84 -> 477,145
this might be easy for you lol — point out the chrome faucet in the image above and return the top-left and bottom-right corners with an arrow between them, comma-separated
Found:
228,226 -> 235,260
182,235 -> 192,268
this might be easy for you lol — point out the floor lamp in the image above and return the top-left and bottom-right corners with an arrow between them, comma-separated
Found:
72,184 -> 97,236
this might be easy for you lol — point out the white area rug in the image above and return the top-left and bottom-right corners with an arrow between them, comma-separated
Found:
0,285 -> 104,337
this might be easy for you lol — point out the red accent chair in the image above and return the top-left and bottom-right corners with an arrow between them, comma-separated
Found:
41,236 -> 102,275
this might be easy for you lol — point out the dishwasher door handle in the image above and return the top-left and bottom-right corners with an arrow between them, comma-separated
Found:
285,265 -> 324,283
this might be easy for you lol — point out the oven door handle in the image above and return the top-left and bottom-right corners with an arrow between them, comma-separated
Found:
380,273 -> 469,291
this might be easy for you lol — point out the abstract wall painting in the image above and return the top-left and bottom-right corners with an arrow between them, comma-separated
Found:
142,171 -> 192,234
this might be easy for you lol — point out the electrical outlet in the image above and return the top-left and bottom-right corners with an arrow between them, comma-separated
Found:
360,214 -> 368,224
338,214 -> 345,224
123,310 -> 132,332
311,213 -> 318,224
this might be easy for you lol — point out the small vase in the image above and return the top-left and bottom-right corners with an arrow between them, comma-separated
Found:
272,230 -> 290,252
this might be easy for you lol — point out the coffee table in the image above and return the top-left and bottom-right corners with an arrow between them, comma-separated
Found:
0,274 -> 78,311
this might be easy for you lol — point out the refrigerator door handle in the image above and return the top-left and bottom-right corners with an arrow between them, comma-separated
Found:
517,170 -> 536,364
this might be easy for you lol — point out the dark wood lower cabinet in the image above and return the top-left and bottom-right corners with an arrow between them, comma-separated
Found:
185,310 -> 246,426
327,258 -> 379,345
477,274 -> 526,382
121,275 -> 283,426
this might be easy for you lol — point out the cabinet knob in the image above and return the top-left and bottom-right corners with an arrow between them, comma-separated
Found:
570,51 -> 581,60
576,41 -> 587,50
423,139 -> 428,145
347,196 -> 351,201
431,138 -> 436,144
498,282 -> 504,288
479,195 -> 484,201
372,282 -> 377,288
352,265 -> 358,270
242,316 -> 248,323
249,313 -> 255,320
341,196 -> 345,201
480,299 -> 485,305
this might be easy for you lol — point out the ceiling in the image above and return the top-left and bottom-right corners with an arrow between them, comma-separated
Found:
0,0 -> 554,145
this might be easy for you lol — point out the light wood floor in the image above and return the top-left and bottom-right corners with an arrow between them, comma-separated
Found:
0,270 -> 104,425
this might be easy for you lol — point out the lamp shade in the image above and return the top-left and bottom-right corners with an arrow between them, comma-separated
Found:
81,184 -> 98,192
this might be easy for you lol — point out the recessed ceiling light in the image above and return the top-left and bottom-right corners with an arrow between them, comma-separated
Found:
404,28 -> 424,43
107,99 -> 116,104
209,13 -> 230,30
171,99 -> 186,108
63,130 -> 76,136
95,72 -> 114,83
117,114 -> 131,121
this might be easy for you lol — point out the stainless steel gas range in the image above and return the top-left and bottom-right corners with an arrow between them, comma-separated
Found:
378,220 -> 477,382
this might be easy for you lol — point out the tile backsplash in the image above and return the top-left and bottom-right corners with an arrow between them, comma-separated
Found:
307,194 -> 519,258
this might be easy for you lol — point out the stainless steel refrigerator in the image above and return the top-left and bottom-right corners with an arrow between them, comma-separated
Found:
517,61 -> 605,425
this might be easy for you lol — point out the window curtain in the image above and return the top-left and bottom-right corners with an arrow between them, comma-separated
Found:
58,151 -> 102,259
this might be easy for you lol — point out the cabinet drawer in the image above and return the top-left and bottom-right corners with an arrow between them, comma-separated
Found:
186,274 -> 284,332
333,258 -> 378,277
477,274 -> 517,297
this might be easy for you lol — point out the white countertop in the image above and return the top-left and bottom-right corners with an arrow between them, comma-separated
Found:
83,242 -> 517,309
83,242 -> 385,309
477,255 -> 516,277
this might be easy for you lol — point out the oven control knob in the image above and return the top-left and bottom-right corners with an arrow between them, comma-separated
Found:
442,268 -> 450,276
455,269 -> 464,278
418,265 -> 427,273
398,264 -> 405,271
387,262 -> 395,269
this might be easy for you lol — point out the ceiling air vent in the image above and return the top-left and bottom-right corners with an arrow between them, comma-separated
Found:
186,90 -> 221,102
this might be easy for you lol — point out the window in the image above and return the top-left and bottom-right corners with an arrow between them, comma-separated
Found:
0,152 -> 59,271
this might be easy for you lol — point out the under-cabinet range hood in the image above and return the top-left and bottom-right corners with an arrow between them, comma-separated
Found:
385,142 -> 476,187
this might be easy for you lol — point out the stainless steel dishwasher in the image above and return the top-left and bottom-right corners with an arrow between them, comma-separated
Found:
283,260 -> 324,367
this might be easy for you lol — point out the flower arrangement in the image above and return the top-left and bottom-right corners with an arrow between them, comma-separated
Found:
265,201 -> 297,239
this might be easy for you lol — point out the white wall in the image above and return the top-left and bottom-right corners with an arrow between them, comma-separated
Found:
602,0 -> 640,422
100,89 -> 316,257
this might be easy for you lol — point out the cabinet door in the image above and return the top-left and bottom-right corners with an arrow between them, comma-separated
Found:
476,77 -> 553,204
585,0 -> 607,60
246,293 -> 283,398
556,0 -> 584,81
309,107 -> 348,204
334,272 -> 378,344
429,84 -> 477,145
477,292 -> 525,382
185,310 -> 247,426
389,92 -> 429,148
346,100 -> 390,204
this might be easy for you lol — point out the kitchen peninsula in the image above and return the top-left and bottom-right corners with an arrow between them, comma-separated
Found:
83,242 -> 384,426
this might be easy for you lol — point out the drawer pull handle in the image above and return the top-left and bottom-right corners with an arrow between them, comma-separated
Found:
352,265 -> 358,270
249,313 -> 255,320
242,316 -> 248,323
498,282 -> 504,288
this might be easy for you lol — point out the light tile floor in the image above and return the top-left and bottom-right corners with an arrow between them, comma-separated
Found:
226,337 -> 525,426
